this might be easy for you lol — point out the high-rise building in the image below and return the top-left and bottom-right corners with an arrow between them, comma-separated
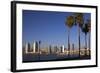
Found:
32,41 -> 39,53
32,42 -> 36,53
35,41 -> 39,52
49,45 -> 52,54
27,43 -> 31,52
60,45 -> 64,53
25,43 -> 28,54
25,43 -> 33,54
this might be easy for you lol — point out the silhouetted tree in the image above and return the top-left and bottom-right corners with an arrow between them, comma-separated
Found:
74,13 -> 84,57
72,44 -> 74,55
82,24 -> 89,56
65,16 -> 74,56
87,19 -> 91,55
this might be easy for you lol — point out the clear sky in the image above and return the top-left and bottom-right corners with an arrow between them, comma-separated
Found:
22,10 -> 91,49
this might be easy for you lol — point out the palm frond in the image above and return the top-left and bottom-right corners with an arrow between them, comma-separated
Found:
65,16 -> 74,28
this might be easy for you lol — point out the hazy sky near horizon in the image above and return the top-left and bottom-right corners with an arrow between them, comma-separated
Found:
22,10 -> 91,49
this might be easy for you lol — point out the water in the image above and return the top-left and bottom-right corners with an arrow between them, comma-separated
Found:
23,53 -> 90,62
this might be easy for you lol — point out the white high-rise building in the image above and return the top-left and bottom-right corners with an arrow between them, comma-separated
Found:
60,45 -> 64,53
32,41 -> 39,53
25,43 -> 32,54
25,41 -> 39,54
62,45 -> 64,53
25,43 -> 28,54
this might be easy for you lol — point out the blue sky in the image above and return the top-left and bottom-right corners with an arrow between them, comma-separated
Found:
22,10 -> 91,49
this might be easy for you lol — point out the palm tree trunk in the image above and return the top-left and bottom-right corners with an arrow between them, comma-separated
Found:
78,25 -> 81,57
85,34 -> 87,56
38,43 -> 40,60
89,32 -> 90,55
68,27 -> 70,56
72,44 -> 74,55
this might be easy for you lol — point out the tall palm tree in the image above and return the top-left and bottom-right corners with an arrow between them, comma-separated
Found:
72,43 -> 74,55
65,16 -> 74,56
82,24 -> 89,56
74,13 -> 84,57
87,19 -> 91,55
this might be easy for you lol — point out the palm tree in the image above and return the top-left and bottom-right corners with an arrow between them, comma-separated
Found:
74,13 -> 84,57
82,24 -> 89,56
87,19 -> 91,55
65,16 -> 74,56
72,43 -> 74,55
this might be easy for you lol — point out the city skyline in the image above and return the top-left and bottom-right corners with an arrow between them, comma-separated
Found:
22,10 -> 91,49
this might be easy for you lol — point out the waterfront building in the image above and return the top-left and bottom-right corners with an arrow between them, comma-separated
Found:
25,43 -> 28,54
25,43 -> 31,54
32,42 -> 36,53
31,41 -> 39,53
60,45 -> 64,53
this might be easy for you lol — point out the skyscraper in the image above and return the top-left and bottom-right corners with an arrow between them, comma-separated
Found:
35,41 -> 39,52
60,45 -> 64,53
25,43 -> 31,54
25,43 -> 28,54
27,43 -> 31,52
32,41 -> 36,53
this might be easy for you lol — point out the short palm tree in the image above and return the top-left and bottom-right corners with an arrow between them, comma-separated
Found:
74,13 -> 84,57
65,16 -> 74,56
82,24 -> 89,56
